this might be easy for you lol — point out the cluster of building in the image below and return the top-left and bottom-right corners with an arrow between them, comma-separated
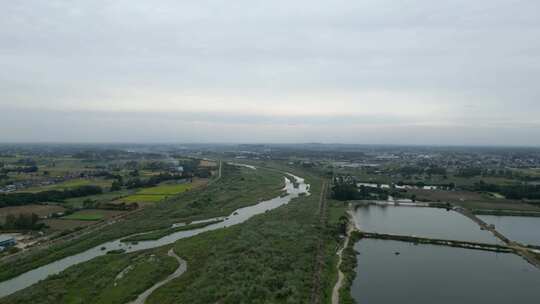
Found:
0,235 -> 16,252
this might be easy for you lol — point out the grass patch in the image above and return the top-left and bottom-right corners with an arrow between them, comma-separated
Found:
0,248 -> 177,304
62,213 -> 104,221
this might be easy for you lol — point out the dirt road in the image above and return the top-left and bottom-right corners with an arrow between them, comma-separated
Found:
128,248 -> 187,304
331,214 -> 353,304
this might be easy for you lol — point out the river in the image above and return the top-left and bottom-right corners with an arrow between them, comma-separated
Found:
0,173 -> 309,298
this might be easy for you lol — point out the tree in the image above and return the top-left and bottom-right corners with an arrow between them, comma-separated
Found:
110,180 -> 122,191
338,215 -> 349,234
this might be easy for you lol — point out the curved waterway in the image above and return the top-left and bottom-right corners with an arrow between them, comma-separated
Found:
0,173 -> 309,298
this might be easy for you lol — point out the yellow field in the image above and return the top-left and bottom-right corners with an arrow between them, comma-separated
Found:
120,195 -> 165,203
199,160 -> 217,167
137,183 -> 192,195
120,183 -> 193,203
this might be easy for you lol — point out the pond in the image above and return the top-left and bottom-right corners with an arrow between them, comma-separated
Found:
478,215 -> 540,246
352,239 -> 540,304
352,204 -> 500,244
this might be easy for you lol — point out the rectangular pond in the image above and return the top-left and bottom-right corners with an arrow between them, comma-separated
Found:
352,239 -> 540,304
352,204 -> 500,244
478,215 -> 540,246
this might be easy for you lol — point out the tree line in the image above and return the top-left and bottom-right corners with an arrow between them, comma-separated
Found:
0,185 -> 103,208
470,181 -> 540,200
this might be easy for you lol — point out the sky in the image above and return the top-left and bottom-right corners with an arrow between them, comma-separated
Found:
1,0 -> 540,145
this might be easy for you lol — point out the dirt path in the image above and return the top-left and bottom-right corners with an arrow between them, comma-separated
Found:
331,216 -> 353,304
128,249 -> 187,304
310,181 -> 328,304
207,160 -> 222,186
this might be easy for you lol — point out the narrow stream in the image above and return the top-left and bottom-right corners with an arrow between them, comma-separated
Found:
0,173 -> 309,298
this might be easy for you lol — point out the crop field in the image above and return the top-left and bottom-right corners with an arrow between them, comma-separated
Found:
64,190 -> 135,208
199,160 -> 217,167
0,204 -> 66,223
138,183 -> 192,195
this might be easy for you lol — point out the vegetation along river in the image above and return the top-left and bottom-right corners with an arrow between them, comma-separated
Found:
0,173 -> 309,298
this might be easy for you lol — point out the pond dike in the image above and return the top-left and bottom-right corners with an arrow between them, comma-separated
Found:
455,208 -> 540,268
359,232 -> 514,253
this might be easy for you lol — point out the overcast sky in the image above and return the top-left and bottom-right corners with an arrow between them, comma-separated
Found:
1,0 -> 539,145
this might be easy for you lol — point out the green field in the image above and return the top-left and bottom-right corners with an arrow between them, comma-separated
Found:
120,183 -> 193,203
62,213 -> 104,221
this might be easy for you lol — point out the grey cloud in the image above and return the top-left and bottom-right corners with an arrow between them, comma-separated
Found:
1,0 -> 540,144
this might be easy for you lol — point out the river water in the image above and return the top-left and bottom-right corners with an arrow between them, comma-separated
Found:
478,215 -> 540,246
351,239 -> 540,303
0,174 -> 309,298
352,204 -> 501,244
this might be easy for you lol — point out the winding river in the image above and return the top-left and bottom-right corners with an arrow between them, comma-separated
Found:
0,173 -> 309,298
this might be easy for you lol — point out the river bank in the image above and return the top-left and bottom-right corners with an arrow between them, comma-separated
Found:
0,170 -> 308,299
